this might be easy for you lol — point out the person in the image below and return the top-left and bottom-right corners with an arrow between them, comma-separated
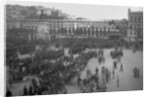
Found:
137,68 -> 140,78
77,75 -> 81,86
23,85 -> 28,96
112,69 -> 115,79
29,84 -> 33,95
86,69 -> 92,79
105,69 -> 109,83
113,61 -> 117,69
98,57 -> 102,64
6,89 -> 12,97
101,66 -> 105,75
133,48 -> 136,53
133,67 -> 137,78
117,75 -> 119,87
95,67 -> 99,75
120,64 -> 123,72
108,70 -> 111,80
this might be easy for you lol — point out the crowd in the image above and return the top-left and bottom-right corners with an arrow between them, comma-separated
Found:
6,44 -> 141,96
6,46 -> 100,96
77,67 -> 109,93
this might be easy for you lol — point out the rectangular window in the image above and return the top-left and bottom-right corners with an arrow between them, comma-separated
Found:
134,18 -> 136,22
139,17 -> 141,22
130,32 -> 132,35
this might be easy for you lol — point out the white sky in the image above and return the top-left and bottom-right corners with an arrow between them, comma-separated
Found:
6,1 -> 143,20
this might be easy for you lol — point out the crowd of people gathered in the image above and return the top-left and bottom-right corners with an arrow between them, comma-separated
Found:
6,43 -> 141,96
6,45 -> 103,96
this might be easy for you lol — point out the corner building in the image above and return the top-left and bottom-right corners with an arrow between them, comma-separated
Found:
127,9 -> 143,42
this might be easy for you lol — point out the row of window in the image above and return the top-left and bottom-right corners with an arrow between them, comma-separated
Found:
129,24 -> 143,29
57,32 -> 114,36
129,31 -> 137,36
130,17 -> 143,22
23,25 -> 117,31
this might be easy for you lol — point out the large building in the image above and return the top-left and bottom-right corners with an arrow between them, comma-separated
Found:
127,9 -> 143,42
7,8 -> 128,41
7,18 -> 122,40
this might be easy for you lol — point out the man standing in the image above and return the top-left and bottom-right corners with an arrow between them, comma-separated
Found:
117,75 -> 119,87
120,64 -> 123,72
113,61 -> 117,69
112,68 -> 115,79
23,85 -> 28,96
29,85 -> 33,95
95,67 -> 99,76
77,74 -> 81,86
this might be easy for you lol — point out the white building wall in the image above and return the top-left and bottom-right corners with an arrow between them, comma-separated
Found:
127,29 -> 137,42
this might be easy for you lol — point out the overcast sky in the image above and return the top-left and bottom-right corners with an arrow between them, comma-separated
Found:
6,1 -> 143,20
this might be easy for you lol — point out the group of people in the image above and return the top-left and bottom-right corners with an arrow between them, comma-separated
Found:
133,67 -> 140,78
8,47 -> 100,96
6,45 -> 142,96
75,48 -> 119,93
77,68 -> 107,93
101,67 -> 111,83
110,48 -> 124,87
110,47 -> 123,59
22,77 -> 68,96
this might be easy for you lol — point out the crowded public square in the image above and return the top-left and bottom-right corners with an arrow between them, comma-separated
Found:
6,41 -> 143,96
5,3 -> 143,96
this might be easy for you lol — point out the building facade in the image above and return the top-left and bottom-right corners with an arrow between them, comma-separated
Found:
6,18 -> 124,40
127,9 -> 143,42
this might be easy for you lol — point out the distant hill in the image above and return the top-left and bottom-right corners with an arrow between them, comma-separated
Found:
6,4 -> 71,20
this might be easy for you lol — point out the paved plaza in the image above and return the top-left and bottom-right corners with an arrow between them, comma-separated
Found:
66,48 -> 143,93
